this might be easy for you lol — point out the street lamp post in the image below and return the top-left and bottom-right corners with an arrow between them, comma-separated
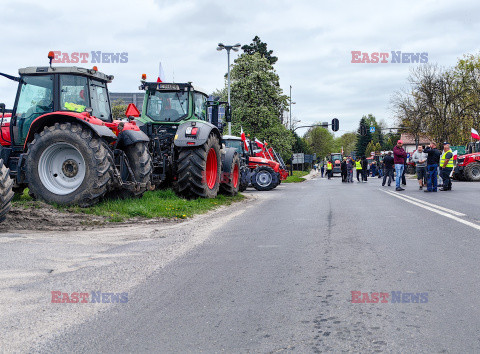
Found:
289,85 -> 296,130
217,42 -> 241,135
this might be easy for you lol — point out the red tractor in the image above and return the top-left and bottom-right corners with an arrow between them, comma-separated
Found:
453,142 -> 480,181
0,53 -> 152,222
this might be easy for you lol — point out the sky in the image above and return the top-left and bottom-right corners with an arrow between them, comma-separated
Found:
1,0 -> 480,136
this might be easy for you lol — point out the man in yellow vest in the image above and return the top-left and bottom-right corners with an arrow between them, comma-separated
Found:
439,142 -> 454,191
327,160 -> 333,179
355,158 -> 363,182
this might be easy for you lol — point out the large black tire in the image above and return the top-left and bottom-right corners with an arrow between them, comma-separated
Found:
464,162 -> 480,181
114,142 -> 152,199
0,159 -> 14,223
239,166 -> 249,192
25,123 -> 112,207
220,153 -> 241,196
251,166 -> 279,191
176,134 -> 221,198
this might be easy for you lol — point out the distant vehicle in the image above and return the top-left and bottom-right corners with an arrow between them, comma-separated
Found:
454,142 -> 480,181
330,153 -> 342,175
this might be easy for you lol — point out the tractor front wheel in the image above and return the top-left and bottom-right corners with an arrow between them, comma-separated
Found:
114,142 -> 152,199
0,159 -> 14,223
25,123 -> 112,207
251,166 -> 279,191
239,166 -> 250,192
220,153 -> 241,196
177,134 -> 221,198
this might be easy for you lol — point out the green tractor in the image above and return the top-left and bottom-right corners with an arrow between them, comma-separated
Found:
131,78 -> 240,198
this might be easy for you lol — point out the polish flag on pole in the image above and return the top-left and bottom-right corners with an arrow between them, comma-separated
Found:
241,127 -> 248,151
453,150 -> 458,160
157,62 -> 166,83
471,128 -> 480,140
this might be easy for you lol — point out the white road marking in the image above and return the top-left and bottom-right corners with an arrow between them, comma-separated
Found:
382,190 -> 480,231
388,192 -> 466,216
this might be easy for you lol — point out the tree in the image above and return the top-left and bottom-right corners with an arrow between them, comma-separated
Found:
228,53 -> 293,158
241,36 -> 278,65
292,132 -> 311,154
111,99 -> 128,120
365,141 -> 375,157
355,116 -> 372,157
304,126 -> 335,159
334,132 -> 357,156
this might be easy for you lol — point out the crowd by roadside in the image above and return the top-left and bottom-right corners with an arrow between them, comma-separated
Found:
314,140 -> 455,192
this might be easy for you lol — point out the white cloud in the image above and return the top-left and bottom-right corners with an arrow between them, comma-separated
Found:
1,0 -> 479,137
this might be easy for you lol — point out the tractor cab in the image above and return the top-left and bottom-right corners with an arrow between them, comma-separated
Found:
466,141 -> 480,154
1,65 -> 115,148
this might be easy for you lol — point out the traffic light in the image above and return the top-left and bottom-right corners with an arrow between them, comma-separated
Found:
331,118 -> 339,132
360,124 -> 367,136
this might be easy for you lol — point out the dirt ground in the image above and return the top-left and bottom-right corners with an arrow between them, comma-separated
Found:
4,202 -> 179,232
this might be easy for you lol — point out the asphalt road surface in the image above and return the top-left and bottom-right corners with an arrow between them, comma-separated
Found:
20,175 -> 480,352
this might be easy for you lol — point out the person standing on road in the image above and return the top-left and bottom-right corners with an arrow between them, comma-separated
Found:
393,140 -> 407,191
355,158 -> 363,182
327,160 -> 333,180
346,156 -> 354,183
382,151 -> 394,186
371,161 -> 377,177
412,145 -> 428,190
440,142 -> 454,191
320,161 -> 325,178
424,142 -> 441,192
361,156 -> 368,182
341,158 -> 347,182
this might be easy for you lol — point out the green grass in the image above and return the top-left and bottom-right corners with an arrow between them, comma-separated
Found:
13,189 -> 245,222
283,170 -> 310,183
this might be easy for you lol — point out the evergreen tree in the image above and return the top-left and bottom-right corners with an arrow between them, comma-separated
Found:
241,36 -> 278,65
356,117 -> 372,157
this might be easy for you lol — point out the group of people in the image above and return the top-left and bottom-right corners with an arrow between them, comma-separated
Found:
391,140 -> 453,192
317,139 -> 455,192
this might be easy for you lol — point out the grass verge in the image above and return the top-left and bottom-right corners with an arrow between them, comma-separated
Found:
13,189 -> 245,222
283,170 -> 310,183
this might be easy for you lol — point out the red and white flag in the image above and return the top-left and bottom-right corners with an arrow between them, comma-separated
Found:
453,150 -> 458,160
241,127 -> 248,151
157,62 -> 166,83
471,128 -> 480,140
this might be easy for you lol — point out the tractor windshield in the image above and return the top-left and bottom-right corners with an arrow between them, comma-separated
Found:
15,74 -> 54,144
89,80 -> 111,121
146,90 -> 188,122
60,75 -> 89,113
224,139 -> 243,154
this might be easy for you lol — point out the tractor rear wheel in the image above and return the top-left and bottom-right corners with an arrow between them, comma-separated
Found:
114,142 -> 152,199
251,166 -> 279,191
25,123 -> 112,207
0,159 -> 14,223
464,162 -> 480,181
220,153 -> 240,196
177,134 -> 221,198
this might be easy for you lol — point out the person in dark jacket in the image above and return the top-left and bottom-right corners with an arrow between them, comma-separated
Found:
424,142 -> 441,192
341,158 -> 347,182
393,140 -> 407,191
382,151 -> 394,186
361,156 -> 368,182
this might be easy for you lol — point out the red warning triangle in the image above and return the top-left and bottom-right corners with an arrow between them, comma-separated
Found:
125,103 -> 140,117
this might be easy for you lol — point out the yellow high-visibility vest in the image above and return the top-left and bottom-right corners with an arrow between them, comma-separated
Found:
327,162 -> 333,170
64,102 -> 86,113
355,161 -> 362,170
440,149 -> 454,168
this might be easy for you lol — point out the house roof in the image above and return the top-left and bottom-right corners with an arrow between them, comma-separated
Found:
400,133 -> 433,145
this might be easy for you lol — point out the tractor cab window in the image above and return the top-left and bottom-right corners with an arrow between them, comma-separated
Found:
60,75 -> 89,113
146,91 -> 188,122
224,139 -> 244,154
89,80 -> 111,121
193,92 -> 207,121
15,74 -> 54,144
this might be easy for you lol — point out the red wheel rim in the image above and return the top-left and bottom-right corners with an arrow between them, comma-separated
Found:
206,148 -> 218,189
233,164 -> 239,188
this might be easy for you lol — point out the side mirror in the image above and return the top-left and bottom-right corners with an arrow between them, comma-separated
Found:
225,106 -> 232,122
